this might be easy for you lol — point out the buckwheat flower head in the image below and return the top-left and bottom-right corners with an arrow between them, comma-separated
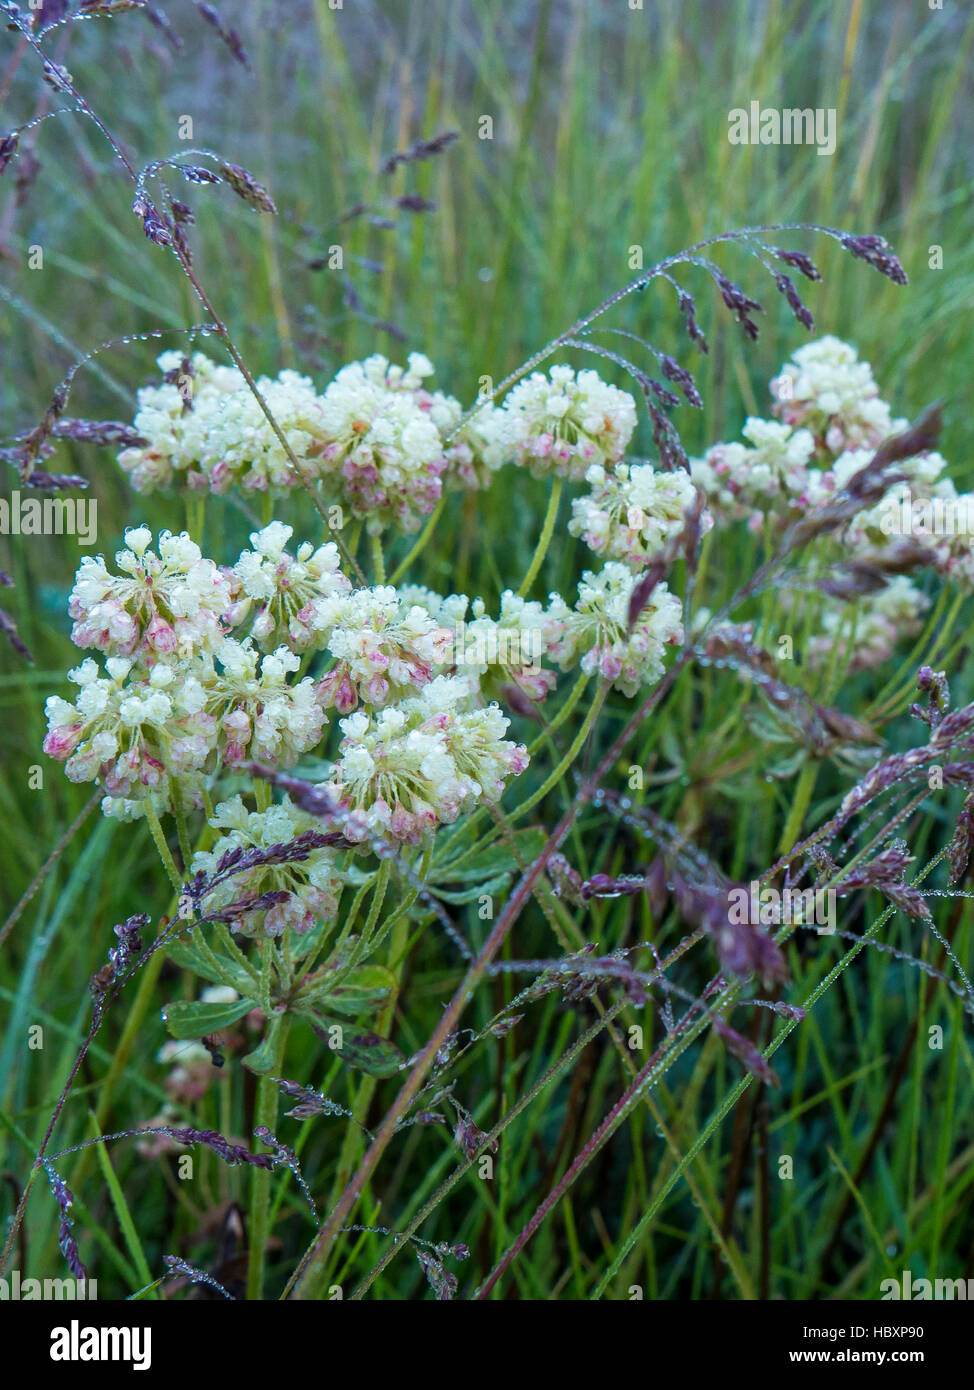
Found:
420,391 -> 508,489
544,562 -> 683,696
117,351 -> 242,493
771,336 -> 893,454
808,576 -> 930,673
831,444 -> 949,496
690,419 -> 818,526
334,675 -> 528,844
191,795 -> 343,937
196,368 -> 326,494
411,675 -> 530,799
496,365 -> 638,481
569,461 -> 705,568
68,525 -> 234,659
232,521 -> 351,650
198,638 -> 326,767
462,593 -> 557,703
313,585 -> 452,713
117,351 -> 328,496
315,353 -> 447,532
43,654 -> 214,817
821,449 -> 966,580
397,587 -> 557,703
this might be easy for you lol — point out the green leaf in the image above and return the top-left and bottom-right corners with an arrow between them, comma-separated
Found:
312,963 -> 395,1018
432,871 -> 511,904
161,996 -> 255,1040
167,936 -> 257,996
430,826 -> 547,884
241,1013 -> 285,1076
300,1008 -> 403,1077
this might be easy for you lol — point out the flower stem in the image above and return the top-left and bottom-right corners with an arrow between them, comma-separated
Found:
504,678 -> 607,825
388,496 -> 445,585
170,781 -> 193,873
778,758 -> 818,857
370,531 -> 386,585
143,798 -> 182,893
246,1004 -> 290,1300
518,476 -> 562,597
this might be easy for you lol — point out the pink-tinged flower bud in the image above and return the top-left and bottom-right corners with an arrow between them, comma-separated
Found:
104,751 -> 137,795
362,674 -> 390,707
43,724 -> 83,760
220,709 -> 251,764
389,802 -> 417,843
600,649 -> 623,681
222,708 -> 251,740
223,598 -> 251,628
252,608 -> 275,643
65,748 -> 102,782
145,615 -> 178,654
290,606 -> 315,648
532,433 -> 554,458
140,754 -> 165,788
108,607 -> 140,652
207,460 -> 231,492
508,745 -> 530,775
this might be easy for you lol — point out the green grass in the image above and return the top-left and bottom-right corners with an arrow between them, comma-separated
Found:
1,0 -> 974,1300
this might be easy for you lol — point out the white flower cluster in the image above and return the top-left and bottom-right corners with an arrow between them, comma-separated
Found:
232,520 -> 350,650
838,454 -> 974,587
493,365 -> 638,480
44,639 -> 325,822
545,562 -> 684,697
43,654 -> 214,819
406,381 -> 506,490
45,523 -> 546,827
334,675 -> 529,845
314,585 -> 453,712
393,567 -> 686,703
119,351 -> 326,495
399,586 -> 557,704
68,525 -> 232,658
191,795 -> 344,937
193,638 -> 326,769
686,336 -> 974,669
770,336 -> 894,453
569,461 -> 705,568
691,338 -> 974,577
46,526 -> 325,819
117,349 -> 507,534
314,352 -> 448,532
690,418 -> 820,527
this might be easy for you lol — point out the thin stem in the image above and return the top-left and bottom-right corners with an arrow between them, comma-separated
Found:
587,846 -> 950,1298
142,798 -> 182,893
170,780 -> 193,873
778,758 -> 818,857
388,496 -> 446,585
370,531 -> 386,585
246,1009 -> 291,1301
518,476 -> 563,597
